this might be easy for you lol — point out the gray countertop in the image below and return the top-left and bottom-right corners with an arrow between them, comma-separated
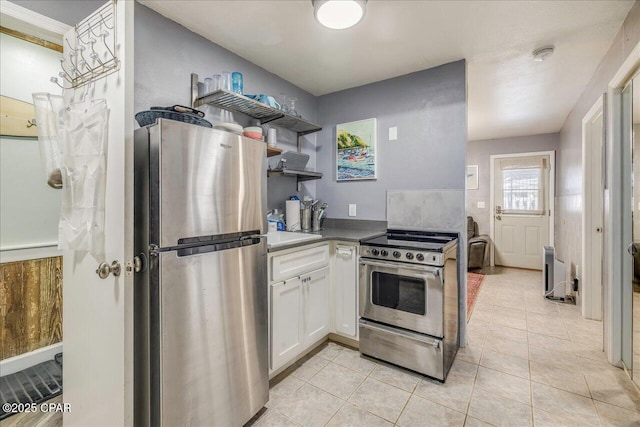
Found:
267,219 -> 386,253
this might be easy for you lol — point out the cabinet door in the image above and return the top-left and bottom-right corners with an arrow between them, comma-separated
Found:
334,245 -> 358,337
302,266 -> 330,345
270,278 -> 303,371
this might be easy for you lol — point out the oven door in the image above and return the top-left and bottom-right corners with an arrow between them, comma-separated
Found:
359,258 -> 443,337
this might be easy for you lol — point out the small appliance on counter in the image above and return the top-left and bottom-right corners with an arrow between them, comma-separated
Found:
358,229 -> 459,382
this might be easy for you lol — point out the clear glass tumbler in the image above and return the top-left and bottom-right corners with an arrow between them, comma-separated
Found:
221,71 -> 232,91
211,74 -> 221,92
288,97 -> 298,117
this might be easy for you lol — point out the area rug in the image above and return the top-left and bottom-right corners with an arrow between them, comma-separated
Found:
467,272 -> 486,321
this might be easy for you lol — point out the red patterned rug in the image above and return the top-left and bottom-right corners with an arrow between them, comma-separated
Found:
467,272 -> 485,321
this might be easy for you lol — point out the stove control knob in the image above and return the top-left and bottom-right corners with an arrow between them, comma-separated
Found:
371,249 -> 379,256
380,250 -> 389,257
393,251 -> 401,258
416,253 -> 425,261
405,252 -> 414,260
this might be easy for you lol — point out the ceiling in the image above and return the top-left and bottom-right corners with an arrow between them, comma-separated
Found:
140,0 -> 634,141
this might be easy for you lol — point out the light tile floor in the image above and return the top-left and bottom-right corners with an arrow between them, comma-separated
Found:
256,268 -> 640,427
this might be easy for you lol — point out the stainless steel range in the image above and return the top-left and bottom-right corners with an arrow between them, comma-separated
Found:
359,230 -> 459,382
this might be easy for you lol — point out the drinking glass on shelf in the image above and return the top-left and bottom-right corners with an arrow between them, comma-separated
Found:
279,94 -> 289,113
211,74 -> 221,92
232,72 -> 243,95
204,77 -> 213,94
221,71 -> 232,91
287,97 -> 298,117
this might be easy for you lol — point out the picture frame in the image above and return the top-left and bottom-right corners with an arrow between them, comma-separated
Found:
467,165 -> 479,190
336,118 -> 377,181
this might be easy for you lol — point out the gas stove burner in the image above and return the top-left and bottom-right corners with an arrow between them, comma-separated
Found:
360,229 -> 458,266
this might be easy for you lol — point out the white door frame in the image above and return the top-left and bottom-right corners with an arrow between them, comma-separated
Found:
582,95 -> 605,321
605,41 -> 640,366
489,151 -> 556,267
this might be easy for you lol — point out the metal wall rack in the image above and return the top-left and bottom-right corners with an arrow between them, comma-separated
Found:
190,73 -> 323,186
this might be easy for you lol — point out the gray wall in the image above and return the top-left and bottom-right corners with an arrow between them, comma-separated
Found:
556,1 -> 640,298
314,61 -> 468,345
11,0 -> 106,25
315,60 -> 467,220
134,3 -> 319,212
466,133 -> 559,235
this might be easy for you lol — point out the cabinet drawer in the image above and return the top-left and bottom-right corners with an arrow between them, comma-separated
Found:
271,244 -> 329,282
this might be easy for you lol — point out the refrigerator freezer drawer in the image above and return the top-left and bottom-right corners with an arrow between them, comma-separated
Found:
152,240 -> 268,426
149,120 -> 266,248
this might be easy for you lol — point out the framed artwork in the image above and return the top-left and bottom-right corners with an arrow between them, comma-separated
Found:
336,118 -> 377,181
467,165 -> 479,190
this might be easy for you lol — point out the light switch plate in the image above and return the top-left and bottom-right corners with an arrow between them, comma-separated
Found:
389,127 -> 397,141
477,201 -> 485,209
348,204 -> 357,217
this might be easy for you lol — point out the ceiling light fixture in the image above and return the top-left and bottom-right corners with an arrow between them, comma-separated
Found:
313,0 -> 367,30
532,46 -> 554,62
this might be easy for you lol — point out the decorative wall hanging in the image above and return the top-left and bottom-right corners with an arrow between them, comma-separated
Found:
336,118 -> 377,181
467,165 -> 479,190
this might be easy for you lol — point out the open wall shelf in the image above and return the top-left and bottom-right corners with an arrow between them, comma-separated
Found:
191,74 -> 322,136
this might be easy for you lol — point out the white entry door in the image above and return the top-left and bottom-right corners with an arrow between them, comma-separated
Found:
493,154 -> 552,270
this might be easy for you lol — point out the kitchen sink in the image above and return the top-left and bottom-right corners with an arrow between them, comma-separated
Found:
267,231 -> 322,248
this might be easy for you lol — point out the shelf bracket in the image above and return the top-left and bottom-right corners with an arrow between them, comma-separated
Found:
191,73 -> 199,108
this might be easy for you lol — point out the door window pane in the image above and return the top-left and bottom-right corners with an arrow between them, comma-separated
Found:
371,272 -> 425,315
502,168 -> 544,214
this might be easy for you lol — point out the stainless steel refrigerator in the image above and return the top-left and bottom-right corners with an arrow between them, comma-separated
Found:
133,119 -> 268,427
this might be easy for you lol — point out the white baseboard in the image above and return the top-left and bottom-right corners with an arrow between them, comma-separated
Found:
1,343 -> 63,376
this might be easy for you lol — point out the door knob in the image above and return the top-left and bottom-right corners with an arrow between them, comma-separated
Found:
628,243 -> 639,257
496,215 -> 502,221
96,260 -> 122,279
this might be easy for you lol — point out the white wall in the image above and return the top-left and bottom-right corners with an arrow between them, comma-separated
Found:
466,133 -> 559,235
0,33 -> 62,251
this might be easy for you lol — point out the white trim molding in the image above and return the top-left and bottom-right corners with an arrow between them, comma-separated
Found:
0,342 -> 63,376
581,94 -> 605,321
0,0 -> 71,43
489,150 -> 556,267
605,40 -> 640,366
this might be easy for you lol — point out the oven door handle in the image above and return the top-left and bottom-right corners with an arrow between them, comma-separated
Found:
359,259 -> 440,275
359,319 -> 441,349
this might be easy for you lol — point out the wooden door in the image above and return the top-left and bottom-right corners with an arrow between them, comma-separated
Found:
270,278 -> 303,371
493,154 -> 551,269
333,244 -> 358,338
61,2 -> 135,426
303,266 -> 330,345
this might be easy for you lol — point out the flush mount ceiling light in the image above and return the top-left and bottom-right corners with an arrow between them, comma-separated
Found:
313,0 -> 367,30
532,46 -> 555,62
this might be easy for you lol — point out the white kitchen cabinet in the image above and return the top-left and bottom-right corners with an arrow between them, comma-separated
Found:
333,243 -> 359,338
270,278 -> 304,371
271,244 -> 329,282
301,266 -> 330,345
269,243 -> 330,373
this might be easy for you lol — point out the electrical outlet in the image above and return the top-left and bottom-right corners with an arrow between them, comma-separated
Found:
389,127 -> 398,141
348,204 -> 357,217
477,201 -> 485,209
